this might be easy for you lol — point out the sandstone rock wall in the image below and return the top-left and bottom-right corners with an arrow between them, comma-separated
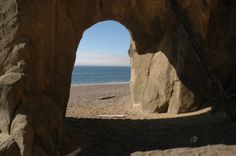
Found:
0,0 -> 235,155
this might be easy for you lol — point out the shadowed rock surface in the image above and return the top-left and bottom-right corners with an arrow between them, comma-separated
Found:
65,111 -> 236,156
0,0 -> 236,155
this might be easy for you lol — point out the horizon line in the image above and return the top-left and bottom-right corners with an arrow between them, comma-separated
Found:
74,65 -> 130,67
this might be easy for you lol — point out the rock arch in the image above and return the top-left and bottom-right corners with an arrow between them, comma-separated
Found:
0,0 -> 236,155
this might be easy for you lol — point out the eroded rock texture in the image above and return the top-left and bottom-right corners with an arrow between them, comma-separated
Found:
0,0 -> 236,155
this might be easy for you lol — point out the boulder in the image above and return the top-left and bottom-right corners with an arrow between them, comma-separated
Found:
0,133 -> 20,156
0,73 -> 24,133
10,103 -> 33,156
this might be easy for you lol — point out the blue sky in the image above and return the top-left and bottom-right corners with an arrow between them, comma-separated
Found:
75,20 -> 131,66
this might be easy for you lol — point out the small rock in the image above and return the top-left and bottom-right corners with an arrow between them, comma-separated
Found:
190,136 -> 198,145
66,147 -> 82,156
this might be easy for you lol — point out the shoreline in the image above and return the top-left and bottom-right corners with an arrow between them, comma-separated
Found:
71,81 -> 130,87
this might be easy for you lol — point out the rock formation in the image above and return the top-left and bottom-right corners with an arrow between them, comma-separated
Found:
0,0 -> 236,155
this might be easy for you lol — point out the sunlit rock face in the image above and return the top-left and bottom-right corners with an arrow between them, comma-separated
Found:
0,0 -> 235,155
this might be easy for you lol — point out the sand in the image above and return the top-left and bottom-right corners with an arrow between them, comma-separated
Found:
66,83 -> 136,119
65,84 -> 236,156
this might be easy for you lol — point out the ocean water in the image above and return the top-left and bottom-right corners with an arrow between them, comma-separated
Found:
71,66 -> 131,85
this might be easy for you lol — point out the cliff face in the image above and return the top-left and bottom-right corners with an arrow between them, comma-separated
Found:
0,0 -> 236,155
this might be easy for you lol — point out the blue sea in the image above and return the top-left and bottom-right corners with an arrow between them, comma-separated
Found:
71,66 -> 131,85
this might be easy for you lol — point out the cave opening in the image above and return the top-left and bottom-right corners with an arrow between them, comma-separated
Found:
66,20 -> 133,119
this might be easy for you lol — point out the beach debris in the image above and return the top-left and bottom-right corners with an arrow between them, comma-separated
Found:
98,114 -> 125,119
66,147 -> 82,156
98,95 -> 116,100
190,136 -> 198,145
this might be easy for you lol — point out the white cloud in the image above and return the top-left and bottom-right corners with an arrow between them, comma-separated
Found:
74,51 -> 130,66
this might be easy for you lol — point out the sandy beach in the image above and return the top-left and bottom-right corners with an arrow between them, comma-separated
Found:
66,83 -> 136,119
65,84 -> 236,156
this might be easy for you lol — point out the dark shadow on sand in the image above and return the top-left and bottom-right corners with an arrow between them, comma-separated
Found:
65,111 -> 236,156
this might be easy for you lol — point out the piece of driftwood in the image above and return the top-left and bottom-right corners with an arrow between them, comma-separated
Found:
66,147 -> 82,156
98,95 -> 116,100
98,115 -> 125,118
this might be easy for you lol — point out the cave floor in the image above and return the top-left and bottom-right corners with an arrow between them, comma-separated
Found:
64,84 -> 236,156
